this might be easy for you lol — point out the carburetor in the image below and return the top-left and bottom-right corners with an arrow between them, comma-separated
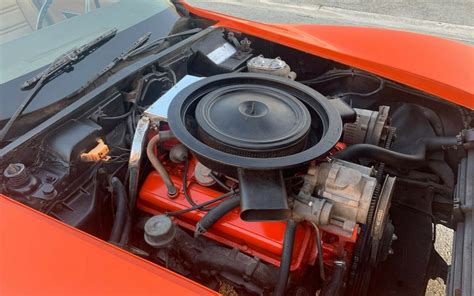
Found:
293,159 -> 395,232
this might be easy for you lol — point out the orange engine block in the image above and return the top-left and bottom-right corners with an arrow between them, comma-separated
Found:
138,157 -> 357,272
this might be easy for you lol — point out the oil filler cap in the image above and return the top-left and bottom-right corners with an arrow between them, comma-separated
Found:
144,215 -> 176,248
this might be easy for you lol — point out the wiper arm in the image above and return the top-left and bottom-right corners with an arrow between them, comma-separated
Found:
21,28 -> 118,90
0,28 -> 117,142
82,31 -> 152,87
75,29 -> 201,93
128,28 -> 202,57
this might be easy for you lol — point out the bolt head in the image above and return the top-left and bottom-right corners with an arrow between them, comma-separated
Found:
4,163 -> 25,178
41,184 -> 55,195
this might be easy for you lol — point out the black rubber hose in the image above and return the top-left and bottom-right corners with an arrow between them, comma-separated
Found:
273,219 -> 297,296
119,217 -> 131,247
194,195 -> 241,237
334,136 -> 458,169
428,160 -> 455,188
167,190 -> 238,217
109,177 -> 129,244
146,132 -> 177,197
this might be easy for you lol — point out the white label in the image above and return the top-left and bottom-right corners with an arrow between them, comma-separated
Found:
206,43 -> 237,65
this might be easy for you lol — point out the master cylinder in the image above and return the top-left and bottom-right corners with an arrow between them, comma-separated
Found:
247,55 -> 296,80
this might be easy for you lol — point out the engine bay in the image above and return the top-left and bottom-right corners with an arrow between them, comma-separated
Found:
1,26 -> 473,295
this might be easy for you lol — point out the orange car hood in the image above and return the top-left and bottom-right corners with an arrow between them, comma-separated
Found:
182,1 -> 474,110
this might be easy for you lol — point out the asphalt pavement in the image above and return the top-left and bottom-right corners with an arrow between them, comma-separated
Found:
270,0 -> 474,26
188,0 -> 474,44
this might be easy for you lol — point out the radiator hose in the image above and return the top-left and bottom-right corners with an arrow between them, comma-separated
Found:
109,177 -> 129,244
334,136 -> 458,169
273,219 -> 297,296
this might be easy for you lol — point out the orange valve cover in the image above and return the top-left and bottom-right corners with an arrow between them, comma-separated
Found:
138,169 -> 316,271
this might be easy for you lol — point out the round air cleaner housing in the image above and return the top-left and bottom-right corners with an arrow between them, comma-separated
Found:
195,84 -> 312,158
168,73 -> 342,221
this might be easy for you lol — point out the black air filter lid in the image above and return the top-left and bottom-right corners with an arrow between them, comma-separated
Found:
167,73 -> 342,171
195,85 -> 311,152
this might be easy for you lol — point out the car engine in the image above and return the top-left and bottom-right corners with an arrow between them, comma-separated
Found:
1,27 -> 472,296
132,71 -> 399,295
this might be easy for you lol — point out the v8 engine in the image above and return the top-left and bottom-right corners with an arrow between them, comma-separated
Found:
135,73 -> 397,295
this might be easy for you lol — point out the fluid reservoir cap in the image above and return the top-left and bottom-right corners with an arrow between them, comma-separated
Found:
144,215 -> 176,248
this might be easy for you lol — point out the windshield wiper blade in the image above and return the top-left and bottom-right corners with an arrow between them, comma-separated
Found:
89,32 -> 152,82
0,28 -> 117,143
69,31 -> 152,96
128,28 -> 202,57
21,28 -> 118,90
74,29 -> 201,97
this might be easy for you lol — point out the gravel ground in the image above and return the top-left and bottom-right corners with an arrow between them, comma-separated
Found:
186,2 -> 464,295
427,225 -> 454,296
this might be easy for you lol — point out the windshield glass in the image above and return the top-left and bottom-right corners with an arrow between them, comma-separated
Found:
0,0 -> 171,84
